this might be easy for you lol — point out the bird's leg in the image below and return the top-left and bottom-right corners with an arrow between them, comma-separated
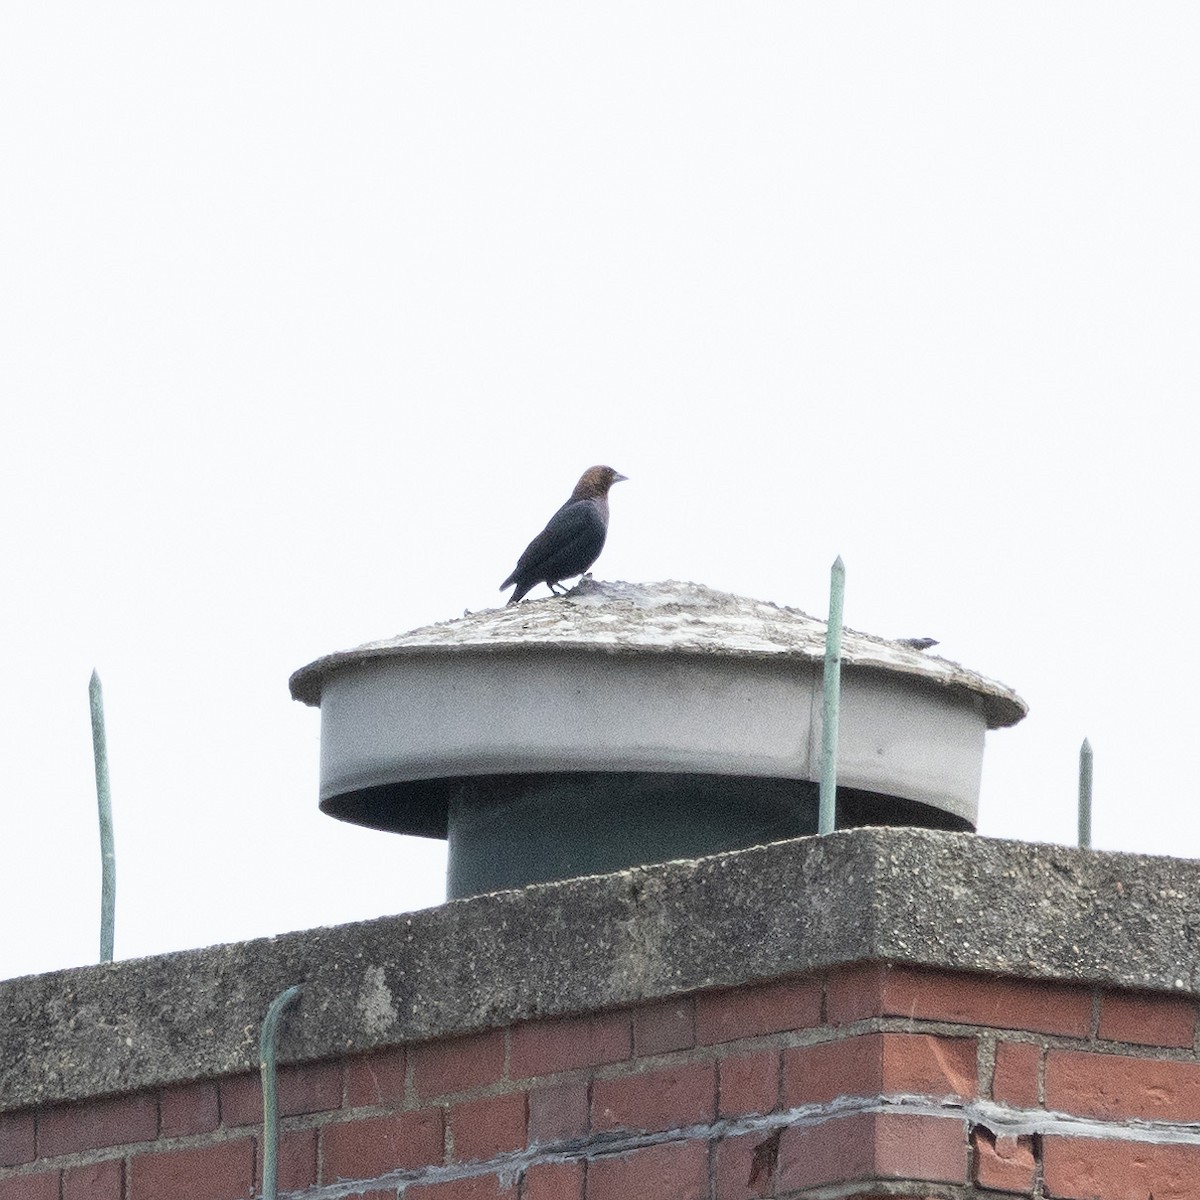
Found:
547,581 -> 566,595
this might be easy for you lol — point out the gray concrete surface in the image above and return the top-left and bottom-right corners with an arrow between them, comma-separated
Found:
4,826 -> 1199,1113
289,579 -> 1027,728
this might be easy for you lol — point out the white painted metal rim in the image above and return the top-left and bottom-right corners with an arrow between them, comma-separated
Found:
316,648 -> 986,825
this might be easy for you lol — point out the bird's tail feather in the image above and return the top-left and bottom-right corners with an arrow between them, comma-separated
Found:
506,580 -> 533,604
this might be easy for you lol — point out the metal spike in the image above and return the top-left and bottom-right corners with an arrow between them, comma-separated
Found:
89,670 -> 116,963
819,557 -> 845,836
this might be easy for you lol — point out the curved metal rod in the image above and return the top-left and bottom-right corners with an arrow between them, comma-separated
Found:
260,985 -> 302,1199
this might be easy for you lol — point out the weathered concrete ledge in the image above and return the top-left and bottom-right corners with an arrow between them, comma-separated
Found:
4,826 -> 1200,1113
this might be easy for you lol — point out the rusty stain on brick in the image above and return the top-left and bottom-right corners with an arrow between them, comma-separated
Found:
747,1128 -> 781,1187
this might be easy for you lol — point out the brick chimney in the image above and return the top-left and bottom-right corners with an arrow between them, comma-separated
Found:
3,587 -> 1192,1199
3,830 -> 1200,1198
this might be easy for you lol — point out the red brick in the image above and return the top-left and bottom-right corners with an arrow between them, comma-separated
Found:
321,1108 -> 444,1182
587,1140 -> 708,1200
778,1112 -> 968,1190
878,1108 -> 969,1185
874,1112 -> 969,1182
777,1114 -> 872,1191
827,963 -> 888,1025
972,1128 -> 1036,1192
523,1159 -> 584,1200
278,1061 -> 343,1115
592,1061 -> 715,1134
882,1033 -> 977,1097
1043,1135 -> 1200,1198
633,998 -> 696,1056
0,1174 -> 60,1200
843,1196 -> 946,1200
719,1050 -> 780,1117
0,1113 -> 35,1167
218,1073 -> 260,1127
219,1060 -> 341,1126
783,1033 -> 976,1107
346,1047 -> 407,1108
715,1132 -> 777,1199
450,1092 -> 527,1161
786,1037 -> 874,1106
340,1192 -> 393,1200
528,1080 -> 589,1144
828,964 -> 1092,1037
695,976 -> 822,1045
38,1092 -> 158,1155
128,1138 -> 255,1200
510,1012 -> 630,1079
1046,1048 -> 1200,1122
412,1030 -> 505,1099
1099,990 -> 1196,1048
992,1040 -> 1041,1107
406,1178 -> 504,1200
63,1159 -> 122,1200
255,1127 -> 317,1193
159,1080 -> 220,1137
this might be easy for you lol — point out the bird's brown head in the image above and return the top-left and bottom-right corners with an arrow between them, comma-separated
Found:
570,465 -> 628,500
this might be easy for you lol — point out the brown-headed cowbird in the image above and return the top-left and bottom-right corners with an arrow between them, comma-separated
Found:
500,465 -> 628,604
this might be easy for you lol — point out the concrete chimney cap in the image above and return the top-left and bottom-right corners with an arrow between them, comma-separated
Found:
289,579 -> 1026,729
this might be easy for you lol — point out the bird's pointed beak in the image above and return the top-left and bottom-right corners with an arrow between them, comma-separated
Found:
614,472 -> 629,483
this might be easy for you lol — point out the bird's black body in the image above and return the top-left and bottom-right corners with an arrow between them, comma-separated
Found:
502,498 -> 608,603
501,465 -> 626,604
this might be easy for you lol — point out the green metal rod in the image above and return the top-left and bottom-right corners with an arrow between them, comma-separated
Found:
818,556 -> 845,836
89,670 -> 116,963
1078,737 -> 1093,849
260,985 -> 302,1200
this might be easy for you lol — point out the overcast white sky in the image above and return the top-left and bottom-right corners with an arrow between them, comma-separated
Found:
2,4 -> 1198,983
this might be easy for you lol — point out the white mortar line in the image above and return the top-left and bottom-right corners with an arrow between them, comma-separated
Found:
283,1090 -> 1200,1198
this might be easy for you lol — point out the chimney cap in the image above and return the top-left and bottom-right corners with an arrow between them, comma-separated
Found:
289,579 -> 1025,729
